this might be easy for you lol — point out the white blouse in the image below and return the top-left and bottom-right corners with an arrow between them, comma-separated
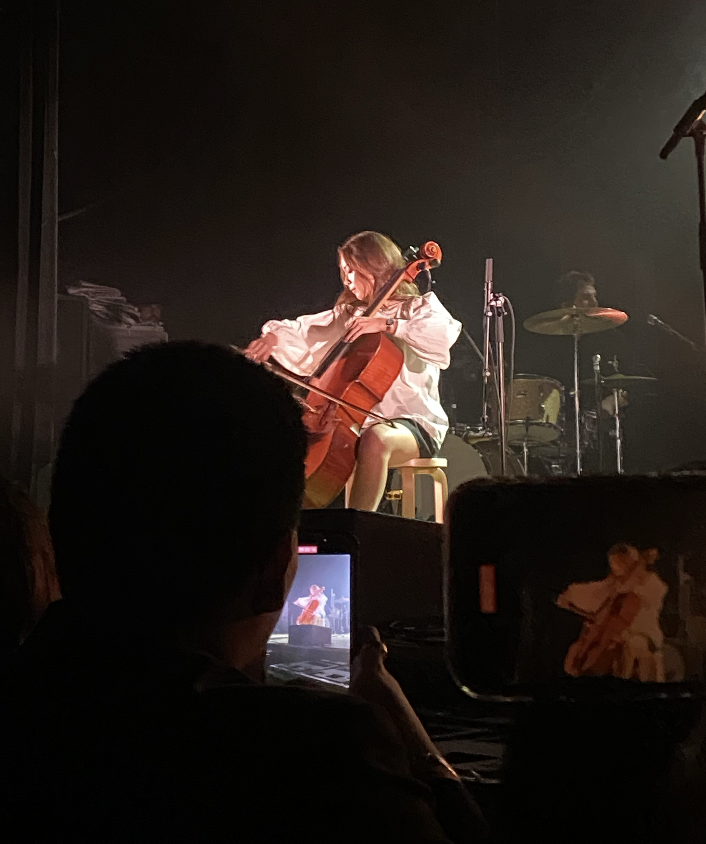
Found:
261,292 -> 462,449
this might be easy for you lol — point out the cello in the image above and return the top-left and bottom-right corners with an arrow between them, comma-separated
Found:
288,242 -> 443,508
296,594 -> 322,626
564,589 -> 642,677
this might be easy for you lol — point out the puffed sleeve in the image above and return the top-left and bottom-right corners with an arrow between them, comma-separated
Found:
393,293 -> 462,369
260,306 -> 347,376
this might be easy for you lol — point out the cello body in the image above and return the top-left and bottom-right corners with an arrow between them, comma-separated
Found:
564,590 -> 642,677
302,333 -> 404,509
296,596 -> 322,626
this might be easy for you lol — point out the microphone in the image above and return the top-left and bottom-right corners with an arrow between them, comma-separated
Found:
659,90 -> 706,160
592,353 -> 601,372
484,258 -> 493,310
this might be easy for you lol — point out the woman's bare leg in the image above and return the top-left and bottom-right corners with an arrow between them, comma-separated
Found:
347,424 -> 420,512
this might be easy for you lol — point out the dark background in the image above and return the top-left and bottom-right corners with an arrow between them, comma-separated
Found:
57,0 -> 706,469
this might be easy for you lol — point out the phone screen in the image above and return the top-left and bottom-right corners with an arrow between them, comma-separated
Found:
446,474 -> 706,702
266,546 -> 352,690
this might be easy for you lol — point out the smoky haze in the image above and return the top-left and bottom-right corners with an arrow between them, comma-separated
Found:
58,0 -> 706,468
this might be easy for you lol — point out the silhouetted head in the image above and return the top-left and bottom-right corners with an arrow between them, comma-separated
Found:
49,342 -> 307,635
556,271 -> 599,309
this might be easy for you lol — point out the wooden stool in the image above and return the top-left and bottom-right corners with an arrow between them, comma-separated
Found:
344,458 -> 449,522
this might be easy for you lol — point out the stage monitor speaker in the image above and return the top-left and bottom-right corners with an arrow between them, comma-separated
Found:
298,509 -> 443,630
56,294 -> 168,433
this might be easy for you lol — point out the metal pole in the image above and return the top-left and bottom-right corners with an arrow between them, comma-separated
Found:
694,127 -> 706,349
573,328 -> 582,475
494,296 -> 508,476
592,354 -> 603,471
480,258 -> 493,431
613,389 -> 624,474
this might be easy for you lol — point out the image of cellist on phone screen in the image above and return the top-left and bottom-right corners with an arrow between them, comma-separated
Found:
556,543 -> 668,682
294,585 -> 327,627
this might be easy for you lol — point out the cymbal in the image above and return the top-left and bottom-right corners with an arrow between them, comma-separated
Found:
581,372 -> 658,389
524,306 -> 628,336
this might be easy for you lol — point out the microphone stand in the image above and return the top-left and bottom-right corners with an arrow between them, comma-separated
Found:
660,98 -> 706,347
475,258 -> 511,475
480,258 -> 493,432
491,292 -> 509,476
647,314 -> 700,351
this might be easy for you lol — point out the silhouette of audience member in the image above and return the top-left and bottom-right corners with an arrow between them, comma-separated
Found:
0,342 -> 483,843
0,476 -> 59,654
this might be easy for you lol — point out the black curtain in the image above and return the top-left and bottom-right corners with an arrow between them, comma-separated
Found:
0,0 -> 59,496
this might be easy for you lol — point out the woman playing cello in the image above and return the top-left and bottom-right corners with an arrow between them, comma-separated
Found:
245,231 -> 461,512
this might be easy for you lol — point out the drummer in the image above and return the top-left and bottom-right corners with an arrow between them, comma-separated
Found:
555,271 -> 599,310
554,270 -> 631,415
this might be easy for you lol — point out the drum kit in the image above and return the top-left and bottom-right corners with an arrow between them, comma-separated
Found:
438,303 -> 658,498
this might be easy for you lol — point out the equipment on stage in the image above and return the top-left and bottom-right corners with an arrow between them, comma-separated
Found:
524,305 -> 629,475
581,360 -> 658,474
581,372 -> 657,390
446,282 -> 651,480
479,258 -> 513,475
523,306 -> 628,336
505,374 -> 564,446
439,434 -> 523,492
501,374 -> 565,476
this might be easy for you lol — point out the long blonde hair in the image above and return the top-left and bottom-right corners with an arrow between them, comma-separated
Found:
336,231 -> 421,307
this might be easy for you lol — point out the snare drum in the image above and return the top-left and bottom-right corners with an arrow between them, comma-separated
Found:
506,374 -> 564,444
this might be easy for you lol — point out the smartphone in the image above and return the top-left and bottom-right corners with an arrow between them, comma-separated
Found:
266,533 -> 356,691
445,473 -> 706,702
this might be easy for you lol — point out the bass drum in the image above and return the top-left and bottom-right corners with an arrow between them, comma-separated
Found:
411,434 -> 523,521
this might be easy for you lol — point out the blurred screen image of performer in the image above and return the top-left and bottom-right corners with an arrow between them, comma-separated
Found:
294,585 -> 327,626
557,543 -> 667,681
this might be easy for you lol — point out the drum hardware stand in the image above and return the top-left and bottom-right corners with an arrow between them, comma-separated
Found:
480,258 -> 494,433
571,318 -> 582,475
521,429 -> 530,477
480,258 -> 510,475
592,354 -> 604,471
608,356 -> 624,474
492,293 -> 509,476
612,388 -> 624,474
